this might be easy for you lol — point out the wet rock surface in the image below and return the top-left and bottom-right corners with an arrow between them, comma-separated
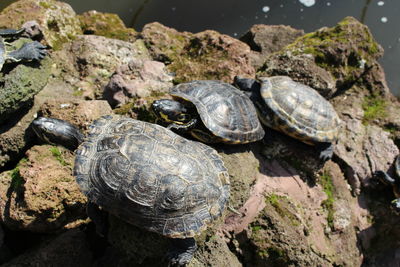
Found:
0,1 -> 399,266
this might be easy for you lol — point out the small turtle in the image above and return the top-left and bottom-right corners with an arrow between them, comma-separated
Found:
0,28 -> 47,70
234,76 -> 341,161
32,115 -> 229,266
151,80 -> 265,144
374,156 -> 400,212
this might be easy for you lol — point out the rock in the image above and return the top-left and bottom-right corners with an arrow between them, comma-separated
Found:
260,16 -> 383,97
142,22 -> 255,83
0,145 -> 87,232
37,99 -> 113,133
78,10 -> 137,42
0,0 -> 82,49
103,59 -> 173,107
21,20 -> 43,40
1,228 -> 92,266
0,57 -> 52,124
332,85 -> 399,194
53,35 -> 151,99
240,24 -> 304,69
0,78 -> 81,169
223,159 -> 362,266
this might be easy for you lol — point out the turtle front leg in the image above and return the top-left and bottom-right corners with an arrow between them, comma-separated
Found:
316,142 -> 334,162
167,237 -> 197,266
87,202 -> 109,237
373,170 -> 396,185
391,198 -> 400,213
7,41 -> 47,62
167,118 -> 197,131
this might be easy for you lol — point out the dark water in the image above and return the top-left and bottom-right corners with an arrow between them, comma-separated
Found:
1,0 -> 399,96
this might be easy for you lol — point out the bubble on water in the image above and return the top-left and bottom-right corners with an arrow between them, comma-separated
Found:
381,17 -> 388,23
377,1 -> 385,6
233,33 -> 238,37
300,8 -> 304,12
299,0 -> 316,7
327,2 -> 331,6
280,4 -> 284,8
262,6 -> 270,13
255,16 -> 259,19
171,7 -> 176,11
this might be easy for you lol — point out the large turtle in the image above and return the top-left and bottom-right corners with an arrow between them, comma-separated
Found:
0,28 -> 47,70
32,115 -> 230,266
151,80 -> 265,144
374,155 -> 400,212
234,76 -> 341,161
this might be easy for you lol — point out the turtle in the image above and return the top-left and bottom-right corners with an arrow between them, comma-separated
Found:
234,76 -> 341,161
151,80 -> 265,144
31,115 -> 230,266
0,28 -> 47,70
374,155 -> 400,212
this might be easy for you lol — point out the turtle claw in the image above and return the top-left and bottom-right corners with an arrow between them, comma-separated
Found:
317,142 -> 334,162
9,41 -> 47,62
390,198 -> 400,213
167,238 -> 197,267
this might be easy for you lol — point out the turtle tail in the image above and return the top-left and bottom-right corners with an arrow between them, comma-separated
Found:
31,117 -> 84,151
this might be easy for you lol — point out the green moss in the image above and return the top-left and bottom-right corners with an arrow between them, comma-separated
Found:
10,158 -> 27,191
265,194 -> 300,227
49,146 -> 68,166
362,94 -> 387,125
319,171 -> 335,229
39,1 -> 52,9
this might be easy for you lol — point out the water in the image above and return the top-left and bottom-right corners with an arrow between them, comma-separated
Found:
1,0 -> 399,96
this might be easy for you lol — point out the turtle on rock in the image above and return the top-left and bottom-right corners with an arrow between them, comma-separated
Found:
0,28 -> 47,70
234,76 -> 341,161
151,80 -> 265,144
31,115 -> 230,266
374,155 -> 400,212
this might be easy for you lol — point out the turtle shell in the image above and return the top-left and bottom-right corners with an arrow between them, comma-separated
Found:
74,115 -> 229,238
170,80 -> 265,144
259,76 -> 340,144
0,37 -> 5,68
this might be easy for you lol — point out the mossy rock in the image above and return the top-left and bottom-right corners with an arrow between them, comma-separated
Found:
78,10 -> 137,42
261,16 -> 383,93
142,22 -> 254,83
0,0 -> 82,50
0,56 -> 52,123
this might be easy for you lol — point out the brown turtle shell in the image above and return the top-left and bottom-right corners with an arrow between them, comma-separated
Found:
171,80 -> 265,144
258,76 -> 341,144
74,115 -> 229,238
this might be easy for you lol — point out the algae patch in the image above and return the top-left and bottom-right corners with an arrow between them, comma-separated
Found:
49,146 -> 68,166
362,94 -> 387,125
319,171 -> 335,229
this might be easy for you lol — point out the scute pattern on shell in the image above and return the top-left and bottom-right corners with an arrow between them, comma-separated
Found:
171,80 -> 265,143
74,115 -> 229,238
259,76 -> 340,144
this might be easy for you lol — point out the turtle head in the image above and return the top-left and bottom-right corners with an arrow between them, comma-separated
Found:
151,99 -> 194,125
31,117 -> 83,150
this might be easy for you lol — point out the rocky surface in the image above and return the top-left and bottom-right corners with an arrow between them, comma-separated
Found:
0,56 -> 51,124
53,34 -> 151,99
0,1 -> 399,267
78,10 -> 137,42
240,24 -> 304,69
103,59 -> 173,108
0,0 -> 82,49
141,22 -> 255,83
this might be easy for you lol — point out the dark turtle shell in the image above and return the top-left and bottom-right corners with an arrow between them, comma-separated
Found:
259,76 -> 340,144
171,80 -> 265,144
74,115 -> 229,238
